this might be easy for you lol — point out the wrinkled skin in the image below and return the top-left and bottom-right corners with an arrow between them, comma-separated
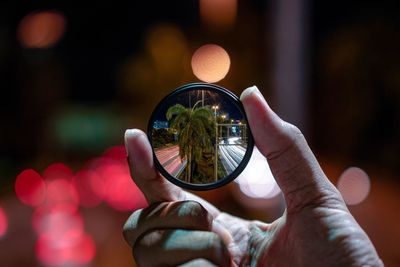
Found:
123,86 -> 383,267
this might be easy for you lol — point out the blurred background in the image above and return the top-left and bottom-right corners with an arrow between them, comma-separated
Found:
0,0 -> 399,266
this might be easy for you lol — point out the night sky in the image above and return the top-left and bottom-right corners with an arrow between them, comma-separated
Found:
153,86 -> 244,123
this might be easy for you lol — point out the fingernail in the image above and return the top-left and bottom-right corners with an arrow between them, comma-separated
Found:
240,85 -> 260,101
124,129 -> 143,156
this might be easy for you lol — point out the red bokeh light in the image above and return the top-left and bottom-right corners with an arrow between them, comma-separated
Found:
16,146 -> 145,266
43,163 -> 73,181
103,145 -> 127,160
73,169 -> 104,208
17,10 -> 66,49
87,149 -> 147,211
15,169 -> 46,206
95,159 -> 147,211
0,206 -> 8,238
45,178 -> 79,209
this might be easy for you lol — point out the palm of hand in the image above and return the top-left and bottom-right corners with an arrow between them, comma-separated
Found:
219,199 -> 379,267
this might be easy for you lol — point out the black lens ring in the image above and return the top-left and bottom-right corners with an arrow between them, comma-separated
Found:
147,82 -> 254,191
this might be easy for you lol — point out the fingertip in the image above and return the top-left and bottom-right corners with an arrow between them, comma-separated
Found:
239,85 -> 260,101
124,128 -> 156,181
124,128 -> 146,156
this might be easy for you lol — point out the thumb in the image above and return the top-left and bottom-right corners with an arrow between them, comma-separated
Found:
240,86 -> 342,212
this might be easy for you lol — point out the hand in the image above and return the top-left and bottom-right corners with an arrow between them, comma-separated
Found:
123,86 -> 383,267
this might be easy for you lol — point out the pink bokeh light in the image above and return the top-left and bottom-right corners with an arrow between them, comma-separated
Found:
73,169 -> 104,208
15,145 -> 147,266
36,231 -> 96,266
88,146 -> 147,211
0,206 -> 8,238
43,163 -> 73,181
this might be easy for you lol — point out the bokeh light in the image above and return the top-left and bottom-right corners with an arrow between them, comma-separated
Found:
43,163 -> 73,181
32,206 -> 83,238
15,169 -> 46,207
88,146 -> 147,211
191,44 -> 231,83
145,24 -> 189,75
72,170 -> 104,208
36,231 -> 95,267
337,167 -> 371,205
200,0 -> 237,31
235,147 -> 281,199
45,178 -> 79,210
0,206 -> 7,238
17,10 -> 66,49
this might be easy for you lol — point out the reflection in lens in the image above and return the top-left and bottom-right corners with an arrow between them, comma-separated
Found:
151,88 -> 248,185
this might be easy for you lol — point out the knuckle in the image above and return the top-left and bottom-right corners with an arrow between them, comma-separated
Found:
204,233 -> 229,266
122,209 -> 143,245
206,232 -> 224,252
132,230 -> 163,266
282,122 -> 304,142
182,200 -> 205,215
178,201 -> 211,226
266,122 -> 305,161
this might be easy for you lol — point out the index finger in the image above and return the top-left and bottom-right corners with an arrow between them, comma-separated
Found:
124,129 -> 220,216
125,129 -> 183,204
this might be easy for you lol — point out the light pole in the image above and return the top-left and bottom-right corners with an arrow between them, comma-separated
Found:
213,105 -> 220,181
214,123 -> 218,181
212,105 -> 219,117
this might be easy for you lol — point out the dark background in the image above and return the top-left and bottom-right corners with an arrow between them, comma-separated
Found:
0,0 -> 399,266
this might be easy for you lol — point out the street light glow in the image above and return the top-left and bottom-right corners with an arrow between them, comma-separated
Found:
191,44 -> 231,83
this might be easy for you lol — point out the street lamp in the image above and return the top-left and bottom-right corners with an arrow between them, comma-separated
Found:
212,105 -> 219,117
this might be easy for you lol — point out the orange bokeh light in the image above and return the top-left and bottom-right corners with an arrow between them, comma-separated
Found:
191,44 -> 231,83
17,10 -> 66,49
200,0 -> 237,31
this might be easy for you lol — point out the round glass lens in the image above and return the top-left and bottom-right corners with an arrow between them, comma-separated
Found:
148,83 -> 253,190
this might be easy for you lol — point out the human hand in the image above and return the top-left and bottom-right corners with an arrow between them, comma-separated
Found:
123,86 -> 383,267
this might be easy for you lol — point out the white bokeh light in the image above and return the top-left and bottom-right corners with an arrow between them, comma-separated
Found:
235,147 -> 281,199
337,167 -> 371,205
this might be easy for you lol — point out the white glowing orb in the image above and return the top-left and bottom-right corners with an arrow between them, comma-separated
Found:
235,147 -> 281,199
191,44 -> 230,83
337,167 -> 371,205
